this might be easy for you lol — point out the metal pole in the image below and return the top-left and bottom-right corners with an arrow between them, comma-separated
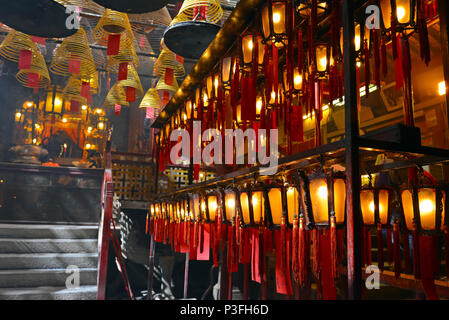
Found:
183,253 -> 190,299
342,0 -> 362,300
146,142 -> 160,300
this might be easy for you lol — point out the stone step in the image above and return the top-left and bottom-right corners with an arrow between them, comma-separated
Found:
0,224 -> 98,240
0,253 -> 98,270
0,268 -> 97,288
0,238 -> 97,254
0,285 -> 97,300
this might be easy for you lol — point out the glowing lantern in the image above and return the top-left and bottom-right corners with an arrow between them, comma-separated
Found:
261,0 -> 289,47
380,0 -> 415,29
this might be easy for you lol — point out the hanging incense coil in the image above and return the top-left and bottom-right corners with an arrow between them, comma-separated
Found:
92,9 -> 134,47
176,0 -> 223,24
103,82 -> 129,107
139,88 -> 162,109
62,76 -> 94,103
155,71 -> 179,93
128,7 -> 171,34
0,29 -> 37,63
49,27 -> 97,81
15,48 -> 51,89
53,0 -> 84,6
117,63 -> 144,98
153,48 -> 185,78
105,35 -> 140,72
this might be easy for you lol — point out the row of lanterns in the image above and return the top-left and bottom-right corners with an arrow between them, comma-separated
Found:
155,0 -> 436,174
148,164 -> 448,298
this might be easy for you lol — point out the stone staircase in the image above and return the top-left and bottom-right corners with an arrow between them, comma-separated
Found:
0,223 -> 99,300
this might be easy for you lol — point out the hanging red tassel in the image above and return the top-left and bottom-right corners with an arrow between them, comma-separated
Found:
272,44 -> 278,106
386,228 -> 393,264
298,216 -> 306,287
145,213 -> 149,235
330,216 -> 337,280
401,37 -> 411,85
394,34 -> 404,91
377,224 -> 384,271
417,0 -> 431,66
312,228 -> 320,279
118,62 -> 128,81
391,15 -> 398,60
402,231 -> 412,274
319,229 -> 337,300
373,30 -> 380,88
444,226 -> 449,278
291,215 -> 299,283
297,29 -> 303,71
107,34 -> 120,56
393,221 -> 401,278
18,49 -> 32,70
364,39 -> 371,97
419,235 -> 439,299
381,37 -> 388,77
70,100 -> 79,112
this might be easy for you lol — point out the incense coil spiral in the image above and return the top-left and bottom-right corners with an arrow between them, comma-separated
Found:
49,27 -> 97,80
176,0 -> 223,24
117,63 -> 144,98
155,71 -> 179,93
0,30 -> 37,63
62,76 -> 89,104
153,48 -> 185,78
103,82 -> 129,107
105,35 -> 140,72
139,88 -> 162,109
15,48 -> 51,89
92,9 -> 134,47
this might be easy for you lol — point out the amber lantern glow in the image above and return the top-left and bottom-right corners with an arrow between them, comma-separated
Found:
224,190 -> 237,224
267,186 -> 284,226
239,190 -> 252,226
221,56 -> 233,90
261,0 -> 288,47
401,186 -> 444,233
380,0 -> 414,29
251,190 -> 265,225
207,194 -> 218,223
315,44 -> 329,74
286,186 -> 300,225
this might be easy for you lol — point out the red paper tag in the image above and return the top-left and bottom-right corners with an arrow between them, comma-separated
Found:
69,57 -> 81,74
145,107 -> 154,119
19,50 -> 32,70
139,35 -> 146,49
27,72 -> 39,88
70,100 -> 80,112
126,86 -> 136,102
81,81 -> 90,99
164,68 -> 174,86
107,34 -> 120,56
176,55 -> 184,64
197,224 -> 210,260
163,90 -> 170,105
31,36 -> 46,45
118,62 -> 128,81
114,104 -> 121,115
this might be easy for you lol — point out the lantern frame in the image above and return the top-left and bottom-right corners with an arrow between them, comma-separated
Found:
221,55 -> 234,90
379,0 -> 417,32
205,191 -> 220,224
314,42 -> 331,78
282,66 -> 303,96
260,0 -> 291,47
296,0 -> 329,18
239,29 -> 264,74
297,168 -> 346,229
265,182 -> 289,230
248,183 -> 267,227
399,183 -> 444,235
285,175 -> 305,227
237,186 -> 255,228
222,187 -> 239,225
360,177 -> 393,228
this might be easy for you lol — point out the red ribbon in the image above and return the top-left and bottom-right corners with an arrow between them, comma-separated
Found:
393,222 -> 401,278
126,86 -> 136,102
419,235 -> 439,299
377,224 -> 384,271
69,55 -> 81,74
